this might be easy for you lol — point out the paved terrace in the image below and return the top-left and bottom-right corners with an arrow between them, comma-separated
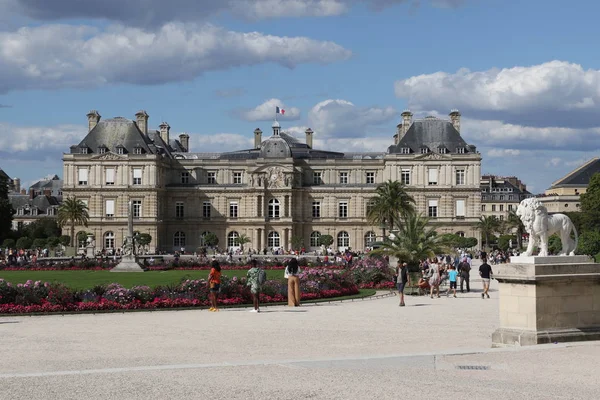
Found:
1,279 -> 599,399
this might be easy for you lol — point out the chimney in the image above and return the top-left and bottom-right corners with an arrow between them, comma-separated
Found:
395,123 -> 403,144
135,110 -> 149,135
305,128 -> 314,149
254,128 -> 262,149
401,110 -> 413,136
449,109 -> 461,132
178,133 -> 189,152
20,189 -> 26,195
86,110 -> 101,132
159,122 -> 170,145
12,178 -> 20,193
29,188 -> 35,199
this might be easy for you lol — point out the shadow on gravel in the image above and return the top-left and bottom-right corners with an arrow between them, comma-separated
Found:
259,309 -> 308,313
0,321 -> 20,324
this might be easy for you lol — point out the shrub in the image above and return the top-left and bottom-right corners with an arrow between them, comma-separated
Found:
2,238 -> 15,249
350,257 -> 394,286
32,238 -> 47,249
16,237 -> 32,250
59,235 -> 71,247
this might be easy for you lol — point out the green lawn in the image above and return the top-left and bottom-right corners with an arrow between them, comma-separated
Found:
0,269 -> 286,289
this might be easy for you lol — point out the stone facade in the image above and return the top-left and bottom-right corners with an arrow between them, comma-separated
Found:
63,110 -> 482,253
480,175 -> 533,221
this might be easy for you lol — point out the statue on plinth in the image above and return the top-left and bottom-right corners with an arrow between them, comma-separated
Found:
516,198 -> 579,257
111,200 -> 144,272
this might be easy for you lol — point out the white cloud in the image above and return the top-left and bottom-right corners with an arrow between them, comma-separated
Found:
486,148 -> 521,158
4,0 -> 465,25
305,99 -> 397,138
545,157 -> 562,167
0,23 -> 352,93
189,133 -> 254,152
0,122 -> 84,152
395,61 -> 600,127
239,98 -> 301,121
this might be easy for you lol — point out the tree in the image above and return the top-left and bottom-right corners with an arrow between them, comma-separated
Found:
463,237 -> 478,249
32,238 -> 47,249
498,234 -> 517,251
579,173 -> 600,230
318,234 -> 333,248
371,212 -> 445,267
576,230 -> 600,257
547,234 -> 562,255
236,234 -> 251,252
367,180 -> 415,237
22,218 -> 61,241
76,231 -> 89,247
16,237 -> 32,250
57,198 -> 89,247
476,215 -> 501,249
505,209 -> 525,249
202,232 -> 219,248
0,174 -> 15,242
58,235 -> 71,247
2,238 -> 15,249
290,235 -> 304,251
46,236 -> 60,249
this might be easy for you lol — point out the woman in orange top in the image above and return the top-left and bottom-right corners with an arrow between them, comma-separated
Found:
208,260 -> 222,312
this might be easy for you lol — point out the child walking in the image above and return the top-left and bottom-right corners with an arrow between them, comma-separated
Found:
447,265 -> 458,298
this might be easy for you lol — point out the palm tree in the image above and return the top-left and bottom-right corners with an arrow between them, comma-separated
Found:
371,212 -> 445,266
367,180 -> 415,238
476,215 -> 501,250
57,198 -> 89,247
506,209 -> 525,249
236,234 -> 251,253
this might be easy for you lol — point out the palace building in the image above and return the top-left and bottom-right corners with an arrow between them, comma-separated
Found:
62,109 -> 482,253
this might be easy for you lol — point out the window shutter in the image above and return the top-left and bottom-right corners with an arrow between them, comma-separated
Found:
78,168 -> 88,182
456,199 -> 465,216
428,199 -> 438,208
133,168 -> 142,179
428,168 -> 438,183
106,200 -> 115,215
106,168 -> 115,183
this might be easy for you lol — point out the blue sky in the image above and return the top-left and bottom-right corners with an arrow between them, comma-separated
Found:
2,0 -> 600,193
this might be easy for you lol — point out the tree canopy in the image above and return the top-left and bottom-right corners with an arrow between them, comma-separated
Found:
367,180 -> 415,235
579,172 -> 600,230
57,198 -> 89,247
0,174 -> 15,242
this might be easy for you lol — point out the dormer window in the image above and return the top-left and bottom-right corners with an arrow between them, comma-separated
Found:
116,145 -> 125,155
457,147 -> 466,154
400,147 -> 410,154
420,147 -> 430,154
98,146 -> 107,154
133,147 -> 143,155
438,147 -> 448,154
80,147 -> 89,154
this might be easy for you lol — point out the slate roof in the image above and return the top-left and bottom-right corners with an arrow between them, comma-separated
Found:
30,176 -> 63,196
71,117 -> 176,157
387,117 -> 475,154
550,157 -> 600,188
9,194 -> 60,215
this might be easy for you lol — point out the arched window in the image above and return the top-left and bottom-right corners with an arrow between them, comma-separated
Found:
268,231 -> 280,248
227,231 -> 239,247
174,231 -> 186,247
310,231 -> 321,247
337,231 -> 350,248
268,198 -> 280,218
364,231 -> 377,248
456,231 -> 465,237
104,231 -> 115,249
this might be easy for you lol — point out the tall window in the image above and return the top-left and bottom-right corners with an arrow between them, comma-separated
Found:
176,202 -> 184,219
499,204 -> 504,212
203,201 -> 211,218
313,172 -> 322,185
455,169 -> 465,185
133,147 -> 142,155
132,200 -> 141,219
133,168 -> 142,185
508,204 -> 513,211
499,195 -> 505,201
428,168 -> 438,185
338,201 -> 348,218
339,172 -> 348,184
492,205 -> 496,212
401,169 -> 411,185
78,168 -> 88,185
229,201 -> 238,218
181,171 -> 189,184
227,231 -> 239,247
174,231 -> 186,247
268,231 -> 280,248
312,201 -> 321,218
457,147 -> 466,154
105,168 -> 115,185
366,199 -> 376,216
207,172 -> 216,184
105,199 -> 115,218
428,199 -> 438,218
337,231 -> 350,248
366,172 -> 375,184
104,232 -> 115,249
268,199 -> 280,218
482,204 -> 486,212
233,172 -> 242,184
310,231 -> 321,247
364,231 -> 377,248
455,199 -> 465,218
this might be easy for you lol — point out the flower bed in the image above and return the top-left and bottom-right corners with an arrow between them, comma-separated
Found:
0,269 -> 360,314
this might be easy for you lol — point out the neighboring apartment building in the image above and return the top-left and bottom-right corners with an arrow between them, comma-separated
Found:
480,175 -> 533,221
62,109 -> 482,253
8,175 -> 63,230
540,157 -> 600,213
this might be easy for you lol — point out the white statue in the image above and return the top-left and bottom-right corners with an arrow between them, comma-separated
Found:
516,198 -> 579,257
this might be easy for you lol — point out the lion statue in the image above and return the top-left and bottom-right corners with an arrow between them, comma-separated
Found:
516,198 -> 578,257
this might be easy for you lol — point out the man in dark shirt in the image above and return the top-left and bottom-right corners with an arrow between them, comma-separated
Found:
479,258 -> 493,299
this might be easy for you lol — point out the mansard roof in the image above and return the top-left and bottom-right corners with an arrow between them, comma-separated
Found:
387,116 -> 474,154
71,117 -> 175,157
550,157 -> 600,188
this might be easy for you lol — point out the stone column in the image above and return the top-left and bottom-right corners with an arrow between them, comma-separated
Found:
492,256 -> 600,347
283,228 -> 289,251
285,195 -> 290,217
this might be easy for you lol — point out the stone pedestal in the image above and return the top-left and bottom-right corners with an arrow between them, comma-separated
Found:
492,255 -> 600,347
85,245 -> 95,258
110,256 -> 144,272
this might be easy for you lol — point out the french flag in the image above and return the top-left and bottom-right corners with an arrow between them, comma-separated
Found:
276,106 -> 285,115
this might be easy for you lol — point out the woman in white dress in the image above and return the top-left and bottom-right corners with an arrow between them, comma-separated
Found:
428,257 -> 441,298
